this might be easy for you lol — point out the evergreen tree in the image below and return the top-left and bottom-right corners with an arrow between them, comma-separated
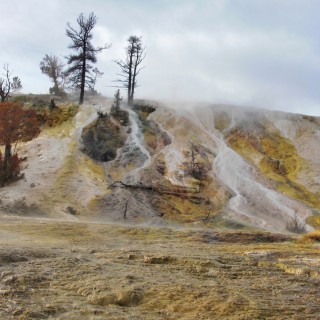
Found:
65,12 -> 110,104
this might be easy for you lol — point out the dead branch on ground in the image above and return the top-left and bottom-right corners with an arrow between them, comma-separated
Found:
108,180 -> 198,195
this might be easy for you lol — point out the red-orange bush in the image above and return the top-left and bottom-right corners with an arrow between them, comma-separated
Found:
0,102 -> 41,146
0,102 -> 40,186
0,150 -> 23,186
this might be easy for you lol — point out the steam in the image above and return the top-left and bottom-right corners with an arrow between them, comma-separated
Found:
119,106 -> 151,184
75,99 -> 313,231
174,105 -> 313,232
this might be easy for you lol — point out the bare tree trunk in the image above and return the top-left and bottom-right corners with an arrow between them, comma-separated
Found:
130,65 -> 136,104
130,51 -> 139,104
127,48 -> 134,105
4,143 -> 11,172
79,51 -> 86,105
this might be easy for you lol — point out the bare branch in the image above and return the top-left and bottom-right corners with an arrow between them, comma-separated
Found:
0,64 -> 21,102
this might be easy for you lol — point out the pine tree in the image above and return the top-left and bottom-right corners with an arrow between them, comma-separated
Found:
65,12 -> 111,104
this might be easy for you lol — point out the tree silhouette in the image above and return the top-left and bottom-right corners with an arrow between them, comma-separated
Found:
110,89 -> 122,114
91,67 -> 104,93
0,65 -> 22,102
65,12 -> 111,105
114,35 -> 146,105
40,54 -> 66,96
181,142 -> 212,180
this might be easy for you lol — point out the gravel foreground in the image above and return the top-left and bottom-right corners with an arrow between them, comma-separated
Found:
0,217 -> 320,319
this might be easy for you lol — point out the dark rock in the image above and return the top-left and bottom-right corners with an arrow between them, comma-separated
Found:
133,104 -> 156,120
111,109 -> 130,126
81,116 -> 127,162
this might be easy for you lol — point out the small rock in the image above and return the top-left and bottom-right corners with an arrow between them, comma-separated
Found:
128,254 -> 139,260
116,288 -> 143,306
143,255 -> 174,264
245,251 -> 272,258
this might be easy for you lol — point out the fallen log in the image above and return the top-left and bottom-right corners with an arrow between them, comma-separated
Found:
108,180 -> 198,195
108,180 -> 155,191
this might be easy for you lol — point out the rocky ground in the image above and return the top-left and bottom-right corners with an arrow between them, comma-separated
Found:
0,215 -> 320,320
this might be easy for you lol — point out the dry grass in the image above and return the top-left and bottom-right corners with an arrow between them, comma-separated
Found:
307,215 -> 320,229
0,218 -> 319,319
45,103 -> 78,127
299,230 -> 320,244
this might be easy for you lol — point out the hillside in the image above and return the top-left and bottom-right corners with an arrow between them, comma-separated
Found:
1,98 -> 320,233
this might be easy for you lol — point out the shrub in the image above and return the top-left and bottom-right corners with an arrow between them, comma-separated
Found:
299,231 -> 320,244
286,213 -> 307,234
45,103 -> 78,127
0,151 -> 23,187
181,142 -> 212,180
67,206 -> 77,215
0,102 -> 41,187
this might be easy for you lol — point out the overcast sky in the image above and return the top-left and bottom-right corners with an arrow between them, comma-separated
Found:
1,0 -> 320,115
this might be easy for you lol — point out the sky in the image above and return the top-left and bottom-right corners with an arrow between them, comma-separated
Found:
0,0 -> 320,115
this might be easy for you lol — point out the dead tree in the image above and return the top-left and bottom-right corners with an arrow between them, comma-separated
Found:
40,54 -> 66,96
0,65 -> 22,102
108,180 -> 198,195
195,212 -> 211,223
114,35 -> 146,106
181,142 -> 212,180
91,67 -> 104,93
109,180 -> 154,191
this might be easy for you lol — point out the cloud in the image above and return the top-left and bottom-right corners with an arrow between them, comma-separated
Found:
0,0 -> 319,115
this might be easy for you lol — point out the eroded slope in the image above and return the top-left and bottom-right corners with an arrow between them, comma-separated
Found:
1,100 -> 320,233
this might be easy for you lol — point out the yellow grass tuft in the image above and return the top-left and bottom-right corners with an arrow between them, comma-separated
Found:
45,103 -> 78,128
299,230 -> 320,244
306,215 -> 320,229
